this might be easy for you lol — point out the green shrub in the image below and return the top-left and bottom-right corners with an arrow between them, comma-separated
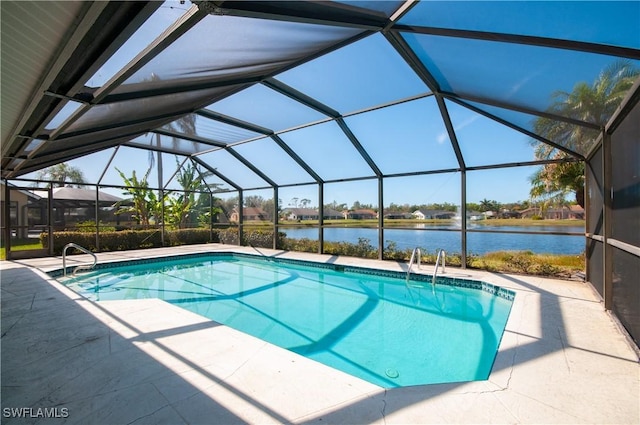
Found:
218,228 -> 240,245
41,231 -> 99,253
534,262 -> 561,276
165,228 -> 217,246
323,238 -> 378,259
244,229 -> 278,248
39,228 -> 584,279
218,228 -> 285,249
383,241 -> 413,261
41,228 -> 220,255
280,237 -> 319,253
510,251 -> 534,273
73,220 -> 116,233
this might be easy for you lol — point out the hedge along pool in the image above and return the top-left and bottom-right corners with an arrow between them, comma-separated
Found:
57,253 -> 515,388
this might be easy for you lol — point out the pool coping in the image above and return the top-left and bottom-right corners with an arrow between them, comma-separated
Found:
2,243 -> 639,424
51,250 -> 516,302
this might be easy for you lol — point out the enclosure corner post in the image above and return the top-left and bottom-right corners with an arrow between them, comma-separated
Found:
3,179 -> 11,258
461,170 -> 467,269
378,177 -> 384,261
238,190 -> 244,246
95,185 -> 100,252
48,185 -> 54,256
318,183 -> 324,255
602,129 -> 613,310
273,186 -> 278,250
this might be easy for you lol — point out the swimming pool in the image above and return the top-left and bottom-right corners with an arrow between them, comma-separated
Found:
58,253 -> 514,388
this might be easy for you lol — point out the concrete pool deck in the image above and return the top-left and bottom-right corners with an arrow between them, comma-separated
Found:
1,244 -> 638,424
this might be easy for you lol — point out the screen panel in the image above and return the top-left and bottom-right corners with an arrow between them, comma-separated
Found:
611,100 -> 640,247
400,1 -> 640,51
612,247 -> 640,345
345,96 -> 459,174
232,138 -> 315,186
461,100 -> 601,157
587,146 -> 604,237
196,149 -> 269,189
383,173 -> 460,226
100,145 -> 160,188
280,121 -> 375,181
446,100 -> 538,167
586,238 -> 603,298
86,1 -> 188,87
123,14 -> 361,86
401,32 -> 640,130
277,33 -> 429,115
206,83 -> 327,132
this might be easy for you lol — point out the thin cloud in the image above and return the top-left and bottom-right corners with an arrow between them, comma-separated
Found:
436,114 -> 479,144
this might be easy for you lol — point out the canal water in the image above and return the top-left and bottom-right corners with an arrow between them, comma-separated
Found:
281,225 -> 585,255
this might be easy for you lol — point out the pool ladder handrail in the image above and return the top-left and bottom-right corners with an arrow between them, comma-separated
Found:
63,243 -> 97,277
406,247 -> 421,281
432,249 -> 446,288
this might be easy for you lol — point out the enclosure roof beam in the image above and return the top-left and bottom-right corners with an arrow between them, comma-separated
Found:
335,118 -> 382,178
383,30 -> 441,94
445,96 -> 586,161
153,128 -> 228,149
47,108 -> 199,143
15,136 -> 140,177
466,158 -> 582,172
262,78 -> 340,118
191,155 -> 241,191
444,91 -> 602,132
385,0 -> 418,32
271,134 -> 324,184
394,24 -> 640,60
98,76 -> 263,105
48,5 -> 207,141
605,76 -> 640,134
122,142 -> 193,157
226,148 -> 278,188
196,110 -> 273,135
3,1 -> 162,177
188,157 -> 215,196
435,96 -> 466,170
203,1 -> 389,30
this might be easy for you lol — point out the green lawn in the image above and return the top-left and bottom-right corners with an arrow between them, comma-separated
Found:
0,238 -> 44,260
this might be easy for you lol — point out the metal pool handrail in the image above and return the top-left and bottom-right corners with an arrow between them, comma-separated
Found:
432,249 -> 446,288
63,243 -> 97,277
406,247 -> 421,280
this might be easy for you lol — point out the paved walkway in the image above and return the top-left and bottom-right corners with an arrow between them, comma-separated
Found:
1,244 -> 638,424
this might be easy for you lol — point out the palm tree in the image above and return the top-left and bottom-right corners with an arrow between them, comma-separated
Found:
114,167 -> 163,228
134,73 -> 203,229
531,60 -> 639,208
164,159 -> 224,229
140,73 -> 199,187
479,198 -> 500,214
300,198 -> 311,208
167,160 -> 203,229
35,163 -> 85,187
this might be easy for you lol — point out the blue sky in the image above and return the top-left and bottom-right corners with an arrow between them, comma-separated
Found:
31,1 -> 640,208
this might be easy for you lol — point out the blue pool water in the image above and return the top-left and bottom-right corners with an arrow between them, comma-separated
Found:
60,254 -> 514,388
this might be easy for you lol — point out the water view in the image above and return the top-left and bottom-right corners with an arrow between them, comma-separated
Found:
281,225 -> 585,255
